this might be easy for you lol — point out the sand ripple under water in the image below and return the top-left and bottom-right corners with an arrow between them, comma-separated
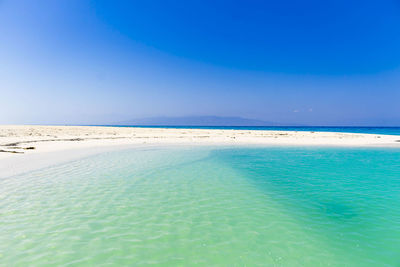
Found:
1,146 -> 400,266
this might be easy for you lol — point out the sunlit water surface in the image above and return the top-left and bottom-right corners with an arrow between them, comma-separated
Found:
1,146 -> 400,266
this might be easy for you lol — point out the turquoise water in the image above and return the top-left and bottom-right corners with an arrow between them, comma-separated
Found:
1,146 -> 400,266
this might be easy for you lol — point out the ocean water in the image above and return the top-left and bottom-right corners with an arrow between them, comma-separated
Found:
112,126 -> 400,136
1,146 -> 400,266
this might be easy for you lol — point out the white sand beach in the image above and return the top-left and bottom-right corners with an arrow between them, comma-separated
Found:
1,125 -> 399,177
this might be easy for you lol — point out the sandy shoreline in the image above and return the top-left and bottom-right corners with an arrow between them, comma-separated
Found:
1,125 -> 399,178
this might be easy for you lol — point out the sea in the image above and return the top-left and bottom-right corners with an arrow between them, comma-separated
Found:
111,125 -> 400,136
1,127 -> 400,266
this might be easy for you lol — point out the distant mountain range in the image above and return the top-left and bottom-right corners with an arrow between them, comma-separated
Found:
115,116 -> 282,126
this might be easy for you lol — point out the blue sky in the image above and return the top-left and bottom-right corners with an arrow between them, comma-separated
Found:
1,0 -> 399,125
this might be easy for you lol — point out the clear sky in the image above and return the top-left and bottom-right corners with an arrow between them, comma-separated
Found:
1,0 -> 400,126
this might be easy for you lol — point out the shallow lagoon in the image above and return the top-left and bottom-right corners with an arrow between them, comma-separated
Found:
1,146 -> 399,266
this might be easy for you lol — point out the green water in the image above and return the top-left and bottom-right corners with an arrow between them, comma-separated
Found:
1,146 -> 400,266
